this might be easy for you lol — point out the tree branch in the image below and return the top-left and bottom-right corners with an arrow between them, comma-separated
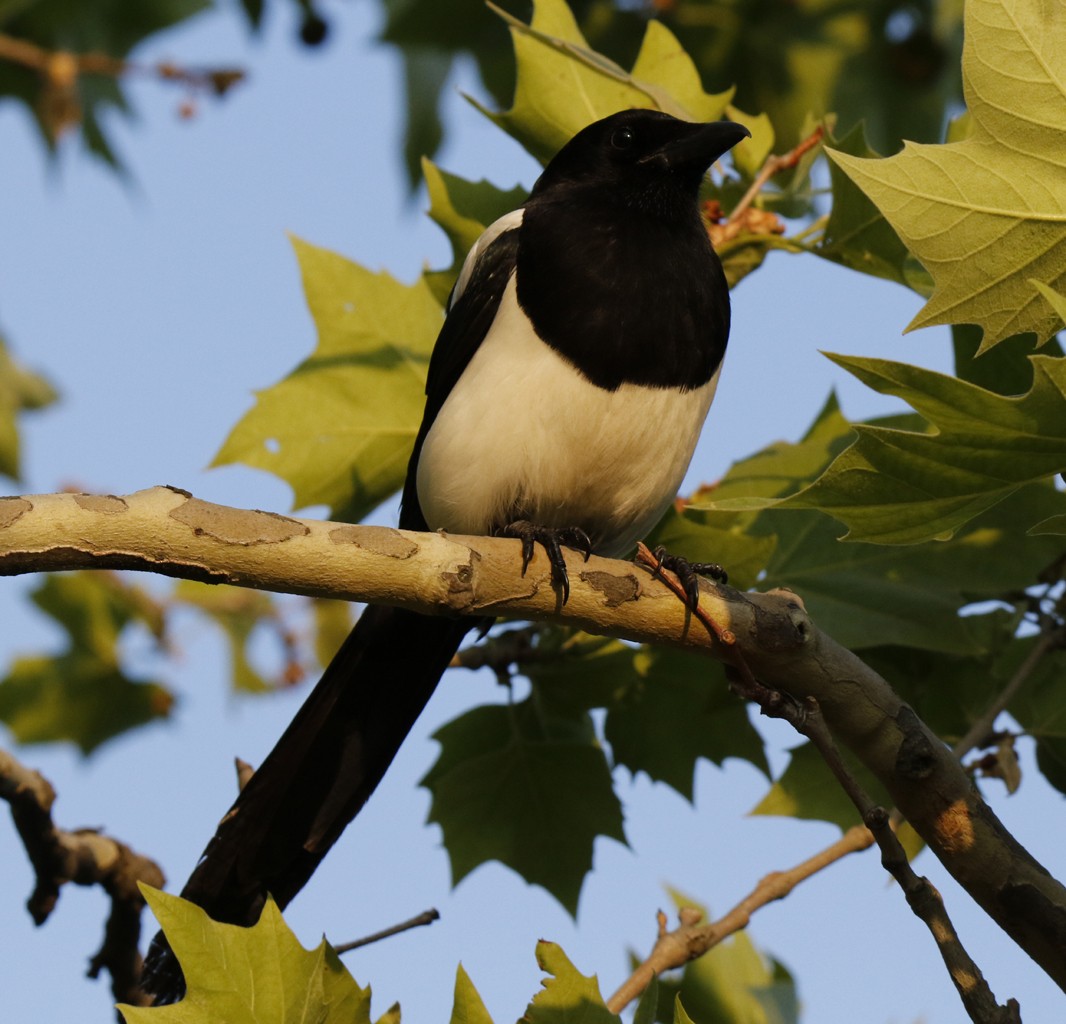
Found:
0,745 -> 165,1007
1,486 -> 1065,991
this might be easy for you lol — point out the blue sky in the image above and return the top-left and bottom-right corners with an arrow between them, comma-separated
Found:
0,3 -> 1062,1021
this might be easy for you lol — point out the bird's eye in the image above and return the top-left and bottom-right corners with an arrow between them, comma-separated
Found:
610,127 -> 635,150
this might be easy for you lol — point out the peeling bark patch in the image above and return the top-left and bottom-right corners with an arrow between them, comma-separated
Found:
73,493 -> 128,514
894,706 -> 937,780
0,497 -> 31,529
582,570 -> 640,607
169,498 -> 308,545
328,525 -> 418,559
933,798 -> 975,853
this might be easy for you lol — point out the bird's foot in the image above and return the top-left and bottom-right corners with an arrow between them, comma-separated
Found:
650,545 -> 727,610
498,520 -> 593,604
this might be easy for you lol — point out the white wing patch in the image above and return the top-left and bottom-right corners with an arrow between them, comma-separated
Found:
450,208 -> 525,310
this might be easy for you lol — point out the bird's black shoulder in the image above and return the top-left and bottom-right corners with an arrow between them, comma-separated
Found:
399,218 -> 520,530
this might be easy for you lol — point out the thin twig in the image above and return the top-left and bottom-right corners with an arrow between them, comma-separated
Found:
333,909 -> 441,954
953,622 -> 1066,758
727,125 -> 825,224
606,823 -> 875,1012
0,746 -> 165,1007
0,31 -> 244,95
793,703 -> 1021,1024
622,547 -> 1025,1022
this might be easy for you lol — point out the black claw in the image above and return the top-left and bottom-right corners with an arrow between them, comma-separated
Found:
652,545 -> 728,610
499,520 -> 592,604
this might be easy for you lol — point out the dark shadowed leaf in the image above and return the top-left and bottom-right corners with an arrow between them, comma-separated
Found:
423,700 -> 625,914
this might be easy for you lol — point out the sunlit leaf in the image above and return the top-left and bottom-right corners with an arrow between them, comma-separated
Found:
118,887 -> 370,1022
826,0 -> 1066,348
174,580 -> 277,694
0,573 -> 171,753
0,333 -> 58,481
449,964 -> 494,1024
779,354 -> 1066,543
523,941 -> 618,1024
213,237 -> 442,521
652,891 -> 798,1024
475,0 -> 732,164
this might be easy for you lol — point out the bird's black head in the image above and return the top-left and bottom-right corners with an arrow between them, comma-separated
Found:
529,109 -> 750,215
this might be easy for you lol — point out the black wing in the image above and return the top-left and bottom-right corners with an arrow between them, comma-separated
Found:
399,225 -> 520,530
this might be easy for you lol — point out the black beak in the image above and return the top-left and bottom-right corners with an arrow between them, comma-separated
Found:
643,119 -> 751,176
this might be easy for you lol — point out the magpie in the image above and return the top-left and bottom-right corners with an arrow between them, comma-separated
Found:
142,108 -> 749,1003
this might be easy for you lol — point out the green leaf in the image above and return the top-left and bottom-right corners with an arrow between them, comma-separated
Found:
0,333 -> 58,480
695,392 -> 855,512
0,0 -> 211,168
779,354 -> 1066,543
522,634 -> 767,797
693,391 -> 1066,651
672,997 -> 695,1024
825,0 -> 1066,348
602,647 -> 768,799
449,964 -> 494,1024
861,610 -> 1024,747
815,123 -> 918,291
652,892 -> 797,1024
173,580 -> 277,694
422,700 -> 625,915
1033,281 -> 1066,322
1030,514 -> 1066,536
311,598 -> 355,670
0,574 -> 172,753
212,237 -> 442,521
476,0 -> 732,164
951,323 -> 1065,396
1003,639 -> 1066,797
118,887 -> 371,1023
523,941 -> 618,1024
751,742 -> 885,832
399,49 -> 450,190
633,976 -> 658,1024
422,160 -> 527,304
762,482 -> 1066,654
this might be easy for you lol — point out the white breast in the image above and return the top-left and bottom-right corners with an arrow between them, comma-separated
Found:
416,277 -> 720,558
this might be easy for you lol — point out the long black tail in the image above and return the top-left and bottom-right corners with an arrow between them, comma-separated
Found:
141,605 -> 470,1003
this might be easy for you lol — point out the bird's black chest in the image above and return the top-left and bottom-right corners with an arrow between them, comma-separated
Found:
515,200 -> 729,392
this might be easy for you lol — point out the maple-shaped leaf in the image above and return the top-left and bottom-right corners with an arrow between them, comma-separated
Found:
118,887 -> 371,1023
779,353 -> 1066,543
422,701 -> 625,915
0,0 -> 210,168
213,237 -> 442,521
449,964 -> 494,1024
0,573 -> 172,753
517,632 -> 767,797
474,0 -> 736,165
692,394 -> 1065,649
826,0 -> 1066,348
173,580 -> 278,694
523,942 -> 618,1024
421,159 -> 527,305
650,891 -> 799,1024
0,333 -> 58,480
815,123 -> 922,291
